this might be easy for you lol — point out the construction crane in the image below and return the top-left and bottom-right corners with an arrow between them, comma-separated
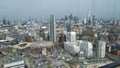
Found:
91,0 -> 95,16
113,0 -> 117,19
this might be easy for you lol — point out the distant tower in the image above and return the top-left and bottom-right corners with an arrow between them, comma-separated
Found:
64,19 -> 72,32
83,18 -> 87,24
96,41 -> 106,58
2,17 -> 7,25
87,10 -> 93,26
69,14 -> 73,20
49,15 -> 56,42
65,15 -> 68,21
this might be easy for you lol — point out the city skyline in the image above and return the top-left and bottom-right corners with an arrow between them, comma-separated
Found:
0,1 -> 120,67
0,0 -> 120,19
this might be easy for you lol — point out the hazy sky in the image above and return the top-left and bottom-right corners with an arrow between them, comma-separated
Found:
0,0 -> 119,19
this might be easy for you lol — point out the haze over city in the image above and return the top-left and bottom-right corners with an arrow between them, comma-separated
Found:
0,0 -> 120,19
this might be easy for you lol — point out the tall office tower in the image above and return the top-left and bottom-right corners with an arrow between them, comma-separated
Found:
66,32 -> 76,42
87,10 -> 91,24
49,15 -> 56,42
87,10 -> 94,26
96,41 -> 106,58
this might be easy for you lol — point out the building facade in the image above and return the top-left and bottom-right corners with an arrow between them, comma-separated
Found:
64,42 -> 80,55
66,32 -> 76,42
78,40 -> 93,58
96,41 -> 106,58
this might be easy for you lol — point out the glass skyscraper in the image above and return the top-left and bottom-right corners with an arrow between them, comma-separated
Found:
49,15 -> 56,42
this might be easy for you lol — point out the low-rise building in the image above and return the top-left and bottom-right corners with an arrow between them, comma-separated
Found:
4,57 -> 25,68
64,42 -> 79,55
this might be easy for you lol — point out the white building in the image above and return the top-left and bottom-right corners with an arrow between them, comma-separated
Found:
64,31 -> 94,59
64,32 -> 93,58
64,42 -> 80,55
64,40 -> 93,58
66,32 -> 76,42
85,42 -> 93,58
96,41 -> 106,58
77,40 -> 93,58
83,18 -> 87,24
